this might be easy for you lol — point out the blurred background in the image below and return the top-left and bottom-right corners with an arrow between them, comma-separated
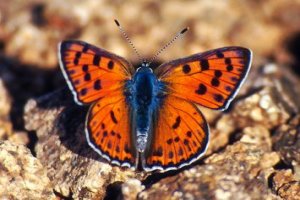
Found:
1,0 -> 300,172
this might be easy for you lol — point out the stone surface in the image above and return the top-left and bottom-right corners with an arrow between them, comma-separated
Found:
21,62 -> 300,199
0,140 -> 55,199
122,179 -> 145,200
271,170 -> 300,200
0,79 -> 11,118
273,115 -> 300,180
207,63 -> 300,155
24,90 -> 138,199
0,1 -> 300,68
0,79 -> 12,141
1,1 -> 300,199
135,63 -> 300,200
139,142 -> 280,200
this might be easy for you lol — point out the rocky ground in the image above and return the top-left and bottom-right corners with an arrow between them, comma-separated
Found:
1,0 -> 300,199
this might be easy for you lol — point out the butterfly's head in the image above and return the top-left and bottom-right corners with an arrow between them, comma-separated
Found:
136,62 -> 152,73
141,61 -> 150,68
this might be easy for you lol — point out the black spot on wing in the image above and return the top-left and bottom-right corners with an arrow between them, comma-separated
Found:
74,52 -> 81,65
107,141 -> 112,149
186,131 -> 192,138
211,78 -> 220,87
125,143 -> 131,153
225,58 -> 231,64
227,65 -> 233,72
82,64 -> 89,72
110,111 -> 118,124
93,55 -> 101,66
94,79 -> 102,90
172,116 -> 181,129
108,60 -> 114,69
214,94 -> 224,103
80,88 -> 87,96
153,146 -> 163,157
200,59 -> 209,70
178,147 -> 183,156
182,64 -> 191,74
214,70 -> 222,78
168,151 -> 174,159
216,51 -> 224,58
225,86 -> 232,92
167,138 -> 173,145
195,84 -> 207,95
103,131 -> 108,137
68,70 -> 75,75
82,44 -> 89,52
84,73 -> 91,81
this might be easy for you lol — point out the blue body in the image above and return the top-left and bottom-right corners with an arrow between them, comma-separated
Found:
125,65 -> 165,153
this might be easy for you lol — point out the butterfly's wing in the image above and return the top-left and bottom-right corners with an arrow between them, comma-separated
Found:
155,47 -> 252,110
85,91 -> 136,168
143,95 -> 209,171
143,47 -> 252,171
59,40 -> 136,168
59,40 -> 134,105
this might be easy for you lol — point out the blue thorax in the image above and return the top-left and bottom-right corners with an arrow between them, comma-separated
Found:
125,62 -> 164,153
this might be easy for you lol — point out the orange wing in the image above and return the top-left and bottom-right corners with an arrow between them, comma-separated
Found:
155,47 -> 252,110
85,90 -> 136,169
143,95 -> 209,171
59,40 -> 136,168
59,40 -> 134,105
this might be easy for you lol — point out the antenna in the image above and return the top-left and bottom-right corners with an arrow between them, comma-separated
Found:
114,19 -> 145,64
148,27 -> 189,65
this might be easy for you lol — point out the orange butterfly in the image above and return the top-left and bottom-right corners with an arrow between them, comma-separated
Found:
58,21 -> 252,172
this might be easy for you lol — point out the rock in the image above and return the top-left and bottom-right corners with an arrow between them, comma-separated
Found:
21,61 -> 300,199
0,75 -> 30,146
122,179 -> 145,200
136,63 -> 300,199
1,1 -> 299,199
0,79 -> 12,141
207,63 -> 300,154
139,142 -> 280,200
0,140 -> 55,199
270,170 -> 300,200
8,131 -> 30,145
1,1 -> 300,68
0,79 -> 11,118
24,89 -> 138,199
273,115 -> 300,179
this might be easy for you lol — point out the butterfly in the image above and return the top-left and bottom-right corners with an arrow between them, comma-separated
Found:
58,28 -> 252,172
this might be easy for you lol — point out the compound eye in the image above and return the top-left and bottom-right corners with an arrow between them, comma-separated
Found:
142,62 -> 149,67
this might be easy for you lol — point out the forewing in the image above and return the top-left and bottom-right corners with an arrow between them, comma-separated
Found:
86,90 -> 136,169
144,96 -> 209,172
155,47 -> 252,110
59,40 -> 134,105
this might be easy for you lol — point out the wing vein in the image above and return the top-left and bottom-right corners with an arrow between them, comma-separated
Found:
165,99 -> 204,143
170,91 -> 220,107
168,76 -> 230,96
91,98 -> 124,131
159,115 -> 189,161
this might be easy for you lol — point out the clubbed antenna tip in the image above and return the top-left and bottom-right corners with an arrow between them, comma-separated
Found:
148,26 -> 189,65
114,19 -> 189,66
180,27 -> 189,34
114,19 -> 120,26
114,19 -> 145,64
